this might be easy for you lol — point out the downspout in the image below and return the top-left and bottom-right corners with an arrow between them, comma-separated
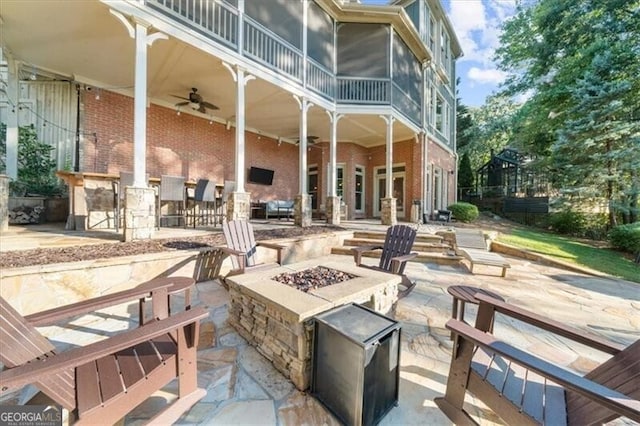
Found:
74,84 -> 81,172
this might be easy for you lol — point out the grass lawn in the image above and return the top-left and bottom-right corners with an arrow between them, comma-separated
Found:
497,228 -> 640,284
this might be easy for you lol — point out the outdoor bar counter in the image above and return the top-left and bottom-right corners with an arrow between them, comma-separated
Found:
56,171 -> 205,231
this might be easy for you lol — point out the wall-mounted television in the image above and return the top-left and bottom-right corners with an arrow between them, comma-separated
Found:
248,166 -> 274,185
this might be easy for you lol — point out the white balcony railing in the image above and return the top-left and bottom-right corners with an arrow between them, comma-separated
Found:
337,77 -> 390,104
391,82 -> 421,126
243,17 -> 303,82
306,59 -> 334,99
147,0 -> 238,48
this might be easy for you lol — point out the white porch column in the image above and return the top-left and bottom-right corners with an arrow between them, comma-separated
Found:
325,110 -> 343,224
380,115 -> 396,225
110,11 -> 166,241
293,95 -> 313,227
5,54 -> 18,180
223,63 -> 255,221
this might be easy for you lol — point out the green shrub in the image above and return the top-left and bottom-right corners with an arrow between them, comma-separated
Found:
549,210 -> 586,235
448,202 -> 479,223
608,223 -> 640,254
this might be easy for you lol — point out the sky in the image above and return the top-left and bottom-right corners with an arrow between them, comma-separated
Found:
362,0 -> 518,108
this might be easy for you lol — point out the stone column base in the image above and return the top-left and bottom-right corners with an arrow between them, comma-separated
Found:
325,196 -> 341,225
381,198 -> 397,226
123,186 -> 156,242
0,175 -> 9,232
227,192 -> 251,222
294,194 -> 312,227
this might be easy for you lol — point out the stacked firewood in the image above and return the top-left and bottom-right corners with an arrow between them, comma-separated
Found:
8,205 -> 45,224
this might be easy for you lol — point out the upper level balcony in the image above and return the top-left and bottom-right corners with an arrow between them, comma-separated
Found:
146,0 -> 424,127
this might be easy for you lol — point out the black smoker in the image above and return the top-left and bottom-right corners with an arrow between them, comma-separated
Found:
311,304 -> 401,426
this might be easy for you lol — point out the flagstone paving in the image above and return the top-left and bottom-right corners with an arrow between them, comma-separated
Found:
2,222 -> 638,425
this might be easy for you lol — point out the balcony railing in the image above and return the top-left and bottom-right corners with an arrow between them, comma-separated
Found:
337,77 -> 390,104
391,83 -> 421,126
148,0 -> 238,49
243,17 -> 303,82
306,59 -> 334,99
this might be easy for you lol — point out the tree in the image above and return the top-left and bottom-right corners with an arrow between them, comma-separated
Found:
458,152 -> 474,190
495,0 -> 640,225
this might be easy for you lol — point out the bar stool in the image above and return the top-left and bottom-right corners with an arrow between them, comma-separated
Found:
157,175 -> 187,228
187,179 -> 218,227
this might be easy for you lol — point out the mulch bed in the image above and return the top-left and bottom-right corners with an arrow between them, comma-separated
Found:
272,266 -> 356,292
1,225 -> 346,269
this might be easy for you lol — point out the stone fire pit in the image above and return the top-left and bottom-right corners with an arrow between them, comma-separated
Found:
226,255 -> 401,390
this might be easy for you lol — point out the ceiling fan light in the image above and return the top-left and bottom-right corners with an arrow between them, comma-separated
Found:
189,102 -> 199,110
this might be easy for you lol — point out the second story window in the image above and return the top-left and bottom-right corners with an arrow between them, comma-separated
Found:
429,17 -> 436,54
435,95 -> 443,133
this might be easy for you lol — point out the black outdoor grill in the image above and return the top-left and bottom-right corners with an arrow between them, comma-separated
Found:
311,303 -> 401,426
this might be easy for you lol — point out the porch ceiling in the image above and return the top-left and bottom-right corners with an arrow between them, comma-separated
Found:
1,0 -> 417,148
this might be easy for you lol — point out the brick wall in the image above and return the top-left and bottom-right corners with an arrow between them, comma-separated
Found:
83,90 -> 298,201
82,90 -> 456,218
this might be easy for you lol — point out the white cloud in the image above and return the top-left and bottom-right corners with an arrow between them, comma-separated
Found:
467,67 -> 507,85
447,0 -> 516,65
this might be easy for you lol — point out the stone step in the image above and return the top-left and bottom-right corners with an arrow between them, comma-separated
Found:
342,238 -> 450,253
330,246 -> 462,266
352,231 -> 444,244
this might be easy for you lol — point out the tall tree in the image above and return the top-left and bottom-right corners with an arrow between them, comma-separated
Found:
495,0 -> 640,225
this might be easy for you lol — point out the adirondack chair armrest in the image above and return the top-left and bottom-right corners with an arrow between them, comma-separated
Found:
0,307 -> 209,394
219,246 -> 247,272
446,319 -> 640,422
474,293 -> 625,354
24,283 -> 175,327
351,245 -> 383,266
390,252 -> 418,274
257,241 -> 286,265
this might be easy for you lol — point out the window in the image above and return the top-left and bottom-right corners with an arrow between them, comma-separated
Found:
355,166 -> 364,212
308,165 -> 318,210
429,17 -> 436,54
336,165 -> 344,199
435,95 -> 443,133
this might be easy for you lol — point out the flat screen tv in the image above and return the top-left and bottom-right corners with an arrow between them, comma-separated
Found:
248,166 -> 274,185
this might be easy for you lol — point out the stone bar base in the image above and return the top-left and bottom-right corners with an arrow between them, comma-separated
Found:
381,198 -> 397,226
123,186 -> 156,242
0,175 -> 9,232
325,196 -> 341,225
227,192 -> 251,222
294,194 -> 312,227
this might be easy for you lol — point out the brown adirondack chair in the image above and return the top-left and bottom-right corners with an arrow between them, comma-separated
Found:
351,224 -> 418,298
220,220 -> 285,284
0,284 -> 208,425
435,293 -> 640,425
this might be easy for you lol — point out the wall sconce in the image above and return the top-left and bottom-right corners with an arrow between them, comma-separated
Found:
29,65 -> 37,81
226,121 -> 232,130
277,137 -> 283,146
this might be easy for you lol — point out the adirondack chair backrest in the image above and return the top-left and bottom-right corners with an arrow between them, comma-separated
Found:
0,297 -> 76,410
223,220 -> 259,270
378,225 -> 417,275
565,339 -> 640,425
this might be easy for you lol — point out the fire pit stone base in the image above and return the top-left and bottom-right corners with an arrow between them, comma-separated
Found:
226,256 -> 401,390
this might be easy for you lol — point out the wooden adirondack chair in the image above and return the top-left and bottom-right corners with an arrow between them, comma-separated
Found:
220,220 -> 285,283
435,293 -> 640,425
0,284 -> 208,425
351,224 -> 418,298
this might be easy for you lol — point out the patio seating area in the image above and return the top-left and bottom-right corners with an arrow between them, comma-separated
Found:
0,221 -> 638,425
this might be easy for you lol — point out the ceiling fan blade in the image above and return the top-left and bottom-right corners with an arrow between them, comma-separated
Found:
175,101 -> 189,107
171,94 -> 191,101
201,101 -> 219,110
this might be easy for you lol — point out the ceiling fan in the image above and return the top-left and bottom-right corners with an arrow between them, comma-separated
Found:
295,135 -> 319,144
171,87 -> 219,113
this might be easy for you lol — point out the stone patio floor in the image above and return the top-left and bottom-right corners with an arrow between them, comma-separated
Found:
2,221 -> 639,425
